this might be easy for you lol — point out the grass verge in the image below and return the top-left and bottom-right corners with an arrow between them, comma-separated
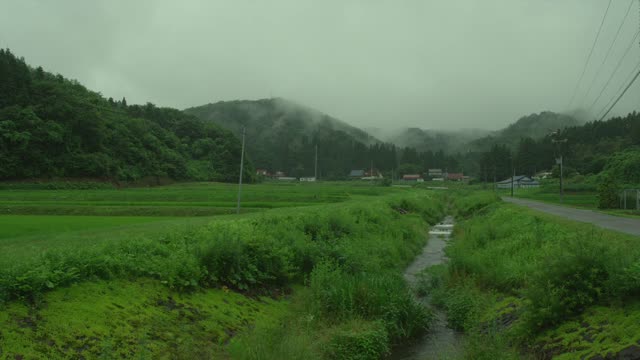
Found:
427,193 -> 640,358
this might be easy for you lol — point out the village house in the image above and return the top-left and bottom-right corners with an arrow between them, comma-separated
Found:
349,170 -> 365,178
362,169 -> 383,180
428,169 -> 443,178
496,175 -> 540,189
402,174 -> 424,182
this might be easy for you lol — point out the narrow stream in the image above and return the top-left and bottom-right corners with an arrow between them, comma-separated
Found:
390,216 -> 463,360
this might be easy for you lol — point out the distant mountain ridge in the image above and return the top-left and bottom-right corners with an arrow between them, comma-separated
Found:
382,111 -> 581,154
385,127 -> 491,154
184,98 -> 396,178
185,98 -> 377,145
470,111 -> 581,151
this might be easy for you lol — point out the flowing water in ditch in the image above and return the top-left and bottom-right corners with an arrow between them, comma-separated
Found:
390,216 -> 463,360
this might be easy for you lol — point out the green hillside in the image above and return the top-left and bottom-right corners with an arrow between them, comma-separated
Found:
0,49 -> 251,183
471,111 -> 581,151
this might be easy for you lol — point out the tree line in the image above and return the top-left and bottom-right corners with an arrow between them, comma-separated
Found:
0,49 -> 253,183
477,112 -> 640,182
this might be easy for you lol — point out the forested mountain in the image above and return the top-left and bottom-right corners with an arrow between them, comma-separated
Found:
471,111 -> 580,151
478,112 -> 640,181
0,49 -> 251,183
185,98 -> 398,179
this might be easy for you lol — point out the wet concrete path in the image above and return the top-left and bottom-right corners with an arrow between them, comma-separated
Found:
391,216 -> 463,360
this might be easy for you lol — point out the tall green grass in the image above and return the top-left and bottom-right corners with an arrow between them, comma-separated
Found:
1,190 -> 445,358
431,195 -> 640,358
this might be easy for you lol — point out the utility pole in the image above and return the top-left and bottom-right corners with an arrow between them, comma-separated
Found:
511,167 -> 515,197
236,127 -> 246,214
552,133 -> 568,204
559,155 -> 564,203
493,167 -> 497,192
314,143 -> 318,180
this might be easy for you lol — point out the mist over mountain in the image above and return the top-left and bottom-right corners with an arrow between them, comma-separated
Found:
185,98 -> 376,145
185,98 -> 396,178
470,111 -> 582,151
367,111 -> 579,158
384,128 -> 491,154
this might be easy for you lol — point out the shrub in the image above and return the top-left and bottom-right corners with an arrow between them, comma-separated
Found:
325,319 -> 390,360
442,281 -> 484,331
597,174 -> 619,209
196,229 -> 293,291
600,147 -> 640,184
525,236 -> 613,329
309,263 -> 431,342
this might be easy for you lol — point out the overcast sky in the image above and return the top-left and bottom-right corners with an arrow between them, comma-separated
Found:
2,0 -> 640,130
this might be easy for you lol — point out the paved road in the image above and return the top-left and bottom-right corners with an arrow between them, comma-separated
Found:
502,197 -> 640,237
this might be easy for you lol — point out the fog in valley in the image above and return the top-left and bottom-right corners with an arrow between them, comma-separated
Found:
3,0 -> 640,131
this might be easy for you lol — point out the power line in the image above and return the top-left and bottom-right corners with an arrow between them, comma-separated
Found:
581,0 -> 635,107
598,63 -> 640,121
597,59 -> 640,119
567,0 -> 613,109
587,27 -> 640,113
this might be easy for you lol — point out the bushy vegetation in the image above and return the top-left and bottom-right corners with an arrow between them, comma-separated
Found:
0,189 -> 444,358
431,195 -> 640,358
598,174 -> 620,209
226,192 -> 444,359
325,319 -> 390,360
0,48 -> 251,182
309,263 -> 431,342
600,147 -> 640,184
452,190 -> 500,218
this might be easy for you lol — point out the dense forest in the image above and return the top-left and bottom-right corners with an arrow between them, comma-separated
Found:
478,112 -> 640,183
0,49 -> 252,183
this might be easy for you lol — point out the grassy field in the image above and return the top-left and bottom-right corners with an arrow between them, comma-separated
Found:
0,181 -> 400,216
0,181 -> 443,359
0,215 -> 170,239
0,182 -> 405,263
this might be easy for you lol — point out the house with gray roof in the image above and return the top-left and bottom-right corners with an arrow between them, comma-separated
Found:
496,175 -> 540,189
349,169 -> 365,178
